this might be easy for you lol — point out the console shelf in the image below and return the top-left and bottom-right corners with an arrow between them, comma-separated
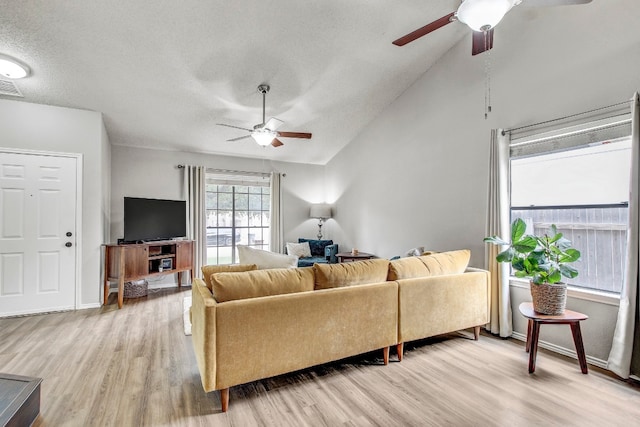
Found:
103,240 -> 194,308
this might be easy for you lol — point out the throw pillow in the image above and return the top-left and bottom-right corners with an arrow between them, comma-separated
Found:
298,238 -> 333,257
201,264 -> 257,291
237,245 -> 298,269
212,267 -> 315,302
314,258 -> 390,290
286,241 -> 312,258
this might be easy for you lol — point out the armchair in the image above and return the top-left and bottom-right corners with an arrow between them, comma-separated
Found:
296,238 -> 338,267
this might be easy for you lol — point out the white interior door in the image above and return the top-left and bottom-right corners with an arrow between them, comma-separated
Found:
0,151 -> 78,316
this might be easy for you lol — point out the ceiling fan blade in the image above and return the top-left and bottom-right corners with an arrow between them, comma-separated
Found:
264,117 -> 284,131
472,28 -> 494,56
271,139 -> 284,147
217,123 -> 253,132
277,131 -> 312,139
227,135 -> 252,142
524,0 -> 591,6
392,12 -> 456,46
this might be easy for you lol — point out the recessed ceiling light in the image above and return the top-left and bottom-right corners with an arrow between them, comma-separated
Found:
0,54 -> 31,79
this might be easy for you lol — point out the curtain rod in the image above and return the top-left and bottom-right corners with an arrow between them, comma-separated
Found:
503,99 -> 631,135
176,165 -> 272,178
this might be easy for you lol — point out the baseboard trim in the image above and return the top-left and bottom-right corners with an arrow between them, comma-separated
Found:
78,303 -> 101,310
511,331 -> 608,370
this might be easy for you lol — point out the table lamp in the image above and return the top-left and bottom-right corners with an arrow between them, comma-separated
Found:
309,204 -> 332,239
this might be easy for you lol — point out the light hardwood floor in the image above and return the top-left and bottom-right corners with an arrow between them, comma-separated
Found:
1,287 -> 638,426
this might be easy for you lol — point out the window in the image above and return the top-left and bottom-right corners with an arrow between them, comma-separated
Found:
510,118 -> 632,294
205,171 -> 270,265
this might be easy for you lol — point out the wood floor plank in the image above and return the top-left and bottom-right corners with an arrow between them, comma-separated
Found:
1,288 -> 639,426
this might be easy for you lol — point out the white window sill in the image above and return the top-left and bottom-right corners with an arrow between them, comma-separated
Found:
509,277 -> 620,306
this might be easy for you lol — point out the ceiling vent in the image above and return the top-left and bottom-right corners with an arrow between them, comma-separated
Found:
0,78 -> 23,97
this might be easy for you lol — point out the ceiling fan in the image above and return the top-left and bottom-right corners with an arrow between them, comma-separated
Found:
392,0 -> 592,55
217,84 -> 312,148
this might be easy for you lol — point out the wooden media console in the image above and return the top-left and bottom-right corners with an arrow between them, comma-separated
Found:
103,240 -> 194,308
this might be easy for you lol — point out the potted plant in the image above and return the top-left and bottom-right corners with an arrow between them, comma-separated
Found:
484,218 -> 581,315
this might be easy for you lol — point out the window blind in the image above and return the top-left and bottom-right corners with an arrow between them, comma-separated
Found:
510,116 -> 631,158
205,169 -> 270,187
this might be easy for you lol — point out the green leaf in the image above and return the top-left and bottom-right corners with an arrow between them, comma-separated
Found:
561,248 -> 581,263
512,258 -> 526,272
556,237 -> 572,250
513,236 -> 537,253
548,269 -> 562,284
549,231 -> 563,243
515,270 -> 529,279
511,218 -> 527,243
484,236 -> 509,246
559,264 -> 579,279
496,247 -> 515,263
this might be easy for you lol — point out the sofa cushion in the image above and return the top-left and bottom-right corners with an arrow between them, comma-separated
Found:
387,256 -> 430,281
286,241 -> 312,258
237,245 -> 298,269
201,264 -> 257,291
314,258 -> 390,289
211,267 -> 315,302
299,238 -> 334,257
388,249 -> 471,280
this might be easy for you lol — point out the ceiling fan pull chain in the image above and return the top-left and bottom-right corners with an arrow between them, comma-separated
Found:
484,34 -> 492,120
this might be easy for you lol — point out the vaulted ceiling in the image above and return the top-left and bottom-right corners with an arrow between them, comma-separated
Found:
0,1 -> 596,164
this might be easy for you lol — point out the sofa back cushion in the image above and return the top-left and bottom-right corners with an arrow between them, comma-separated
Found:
212,267 -> 315,302
201,264 -> 257,291
298,238 -> 333,257
237,245 -> 298,269
387,249 -> 471,281
314,258 -> 390,289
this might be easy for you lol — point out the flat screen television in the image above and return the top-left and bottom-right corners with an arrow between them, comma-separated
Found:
123,197 -> 187,243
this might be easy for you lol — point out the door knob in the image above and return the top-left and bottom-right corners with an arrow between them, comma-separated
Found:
65,242 -> 72,247
66,232 -> 73,237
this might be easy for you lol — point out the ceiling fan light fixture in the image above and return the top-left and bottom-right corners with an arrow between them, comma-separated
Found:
457,0 -> 514,32
0,54 -> 31,79
251,128 -> 276,146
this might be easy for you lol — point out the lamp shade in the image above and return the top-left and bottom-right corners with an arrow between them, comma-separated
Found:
310,204 -> 332,219
457,0 -> 513,32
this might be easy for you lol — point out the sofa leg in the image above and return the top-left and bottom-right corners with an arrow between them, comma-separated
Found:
220,388 -> 229,412
473,325 -> 481,341
383,347 -> 390,365
396,343 -> 404,361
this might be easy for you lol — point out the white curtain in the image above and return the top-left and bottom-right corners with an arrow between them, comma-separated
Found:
184,165 -> 206,277
608,92 -> 640,378
269,172 -> 284,253
486,129 -> 513,337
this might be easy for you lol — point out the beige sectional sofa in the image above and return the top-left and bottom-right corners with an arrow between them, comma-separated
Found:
190,250 -> 490,411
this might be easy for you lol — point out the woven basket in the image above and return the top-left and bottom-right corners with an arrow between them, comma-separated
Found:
124,280 -> 148,298
530,281 -> 567,315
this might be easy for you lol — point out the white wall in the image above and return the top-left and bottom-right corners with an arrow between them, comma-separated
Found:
0,99 -> 109,307
109,145 -> 327,268
325,1 -> 639,363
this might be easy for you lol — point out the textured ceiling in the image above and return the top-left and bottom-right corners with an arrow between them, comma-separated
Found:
0,1 -> 593,164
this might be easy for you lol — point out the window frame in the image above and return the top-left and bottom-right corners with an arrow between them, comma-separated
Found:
205,171 -> 271,265
507,115 -> 632,302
